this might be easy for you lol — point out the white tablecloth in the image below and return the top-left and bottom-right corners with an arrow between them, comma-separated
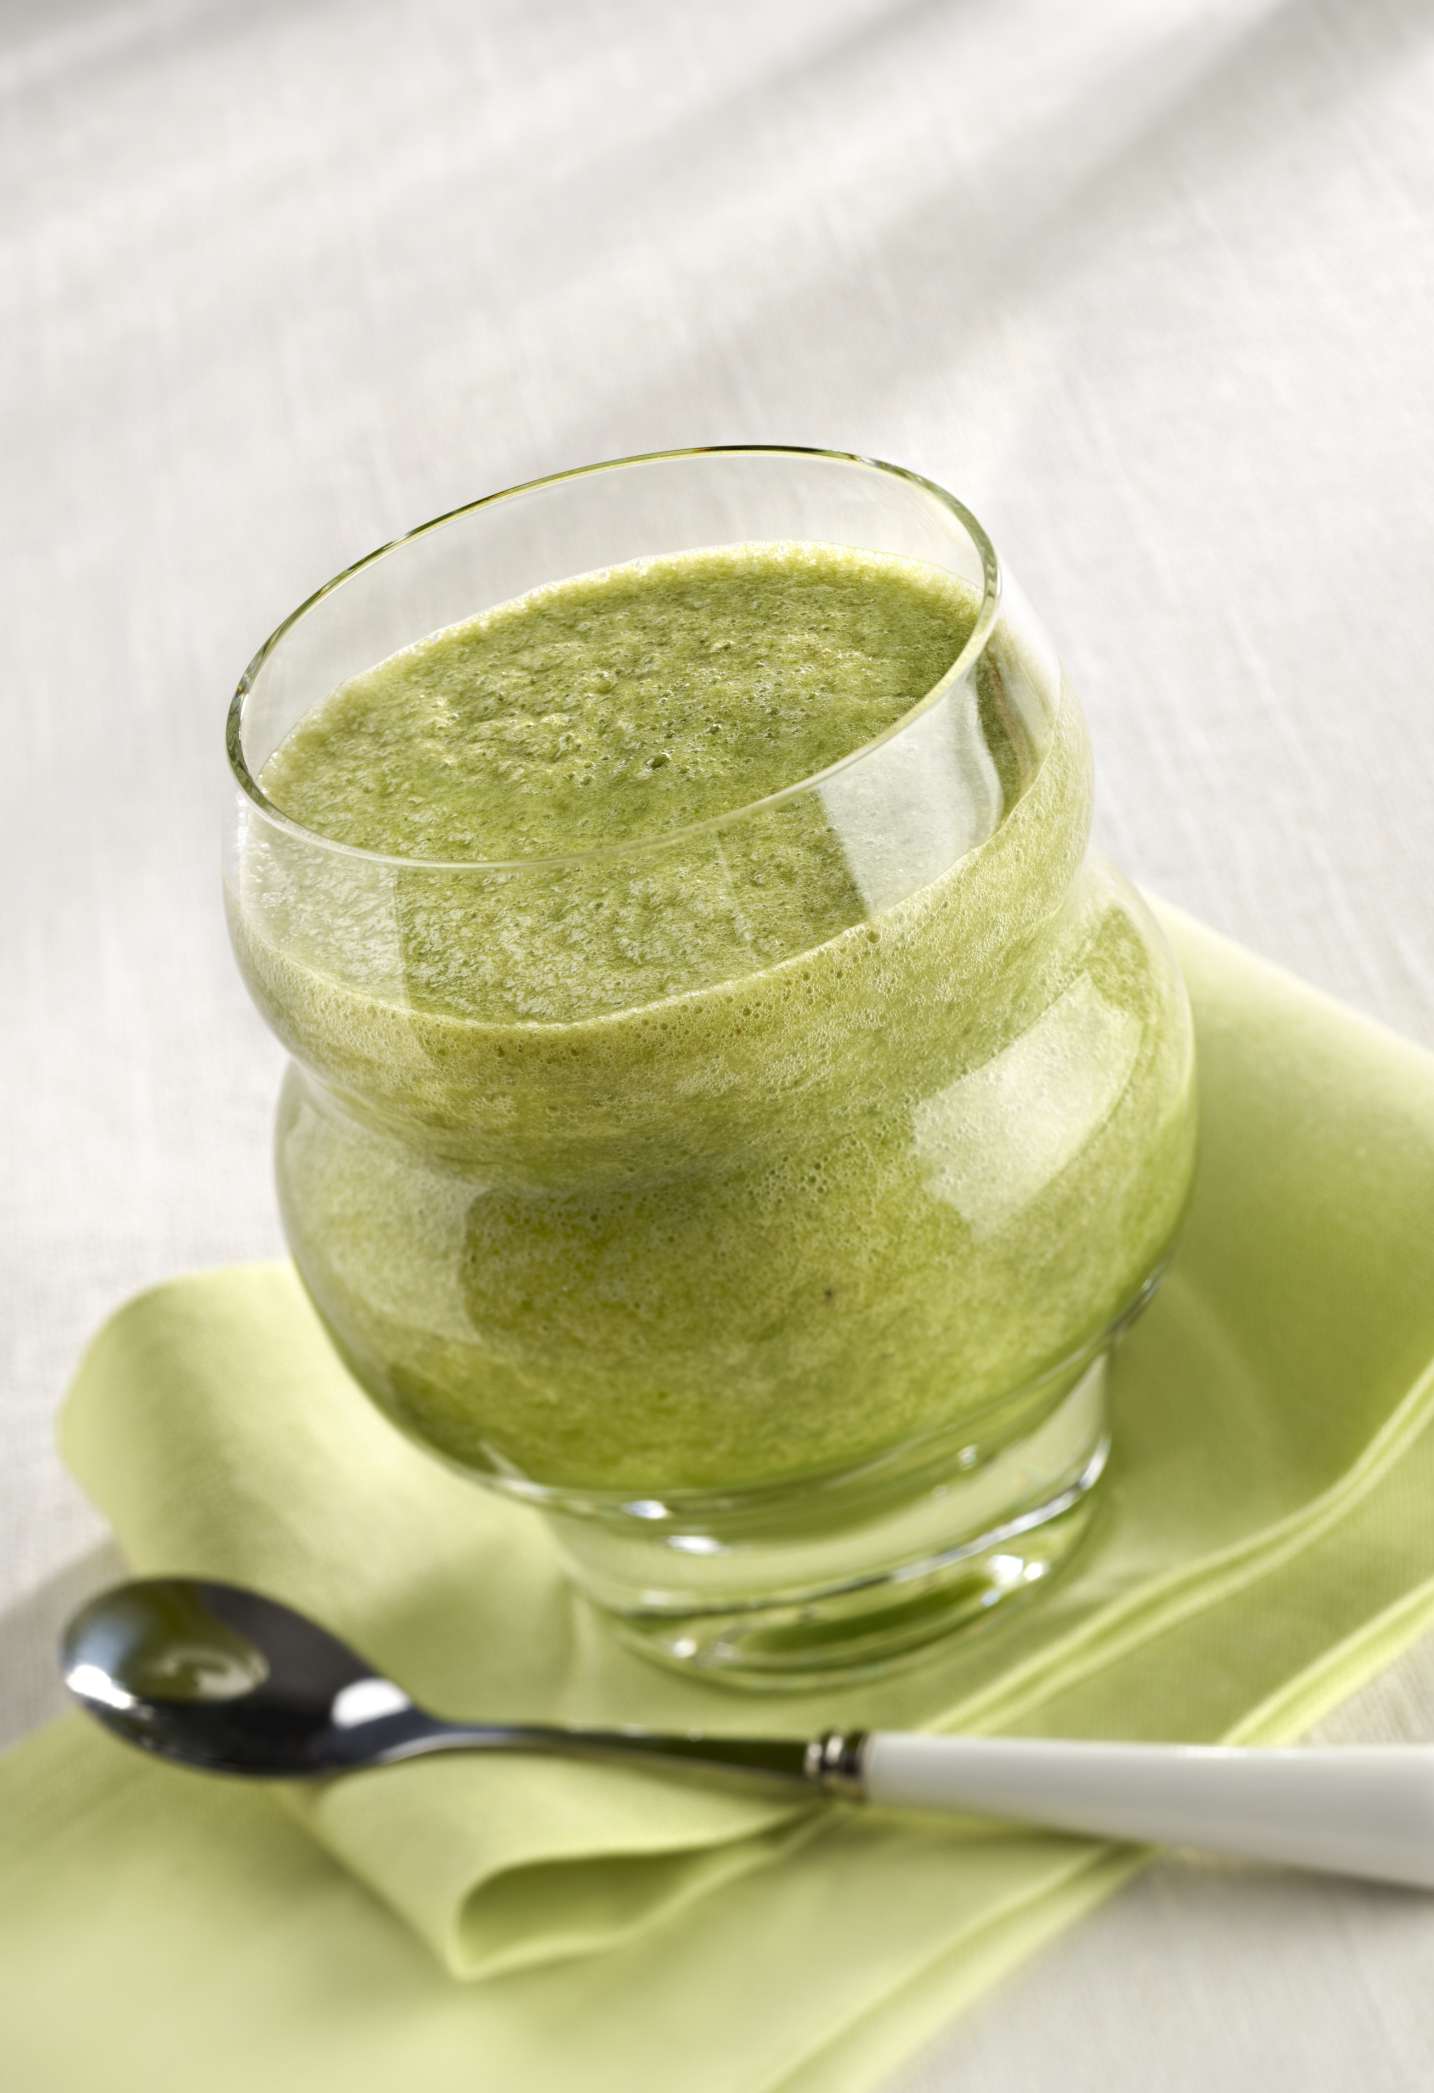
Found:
4,0 -> 1434,2082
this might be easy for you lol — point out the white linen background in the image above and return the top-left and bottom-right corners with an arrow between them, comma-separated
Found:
4,0 -> 1434,2084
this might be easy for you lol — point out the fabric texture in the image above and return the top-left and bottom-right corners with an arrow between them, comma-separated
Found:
7,5 -> 1434,2084
5,906 -> 1434,2090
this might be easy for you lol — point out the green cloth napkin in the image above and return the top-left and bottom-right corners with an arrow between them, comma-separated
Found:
5,904 -> 1434,2092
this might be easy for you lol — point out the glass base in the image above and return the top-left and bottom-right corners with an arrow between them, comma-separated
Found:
544,1353 -> 1109,1690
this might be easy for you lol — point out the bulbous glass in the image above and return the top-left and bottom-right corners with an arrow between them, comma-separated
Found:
225,448 -> 1196,1682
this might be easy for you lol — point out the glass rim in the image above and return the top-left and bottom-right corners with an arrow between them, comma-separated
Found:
225,443 -> 1004,874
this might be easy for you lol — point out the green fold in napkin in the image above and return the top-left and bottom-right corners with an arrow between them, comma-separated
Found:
4,905 -> 1434,2093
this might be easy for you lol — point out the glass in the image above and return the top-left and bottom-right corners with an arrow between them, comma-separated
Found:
225,446 -> 1196,1685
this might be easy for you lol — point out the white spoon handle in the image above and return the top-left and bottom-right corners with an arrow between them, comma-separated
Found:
861,1735 -> 1434,1889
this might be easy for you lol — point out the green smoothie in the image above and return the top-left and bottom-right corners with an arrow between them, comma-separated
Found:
232,543 -> 1194,1494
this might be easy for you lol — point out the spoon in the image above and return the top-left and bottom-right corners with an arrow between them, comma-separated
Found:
62,1577 -> 1434,1890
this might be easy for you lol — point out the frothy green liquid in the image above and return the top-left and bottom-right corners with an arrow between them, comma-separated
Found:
234,544 -> 1194,1494
267,544 -> 974,864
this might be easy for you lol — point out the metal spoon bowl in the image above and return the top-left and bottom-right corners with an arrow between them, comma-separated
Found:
61,1577 -> 826,1788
